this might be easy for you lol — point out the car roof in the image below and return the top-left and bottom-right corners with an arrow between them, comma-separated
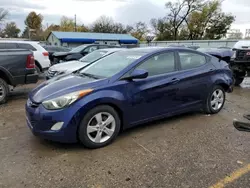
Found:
233,41 -> 250,49
120,46 -> 191,53
94,48 -> 124,53
0,40 -> 39,44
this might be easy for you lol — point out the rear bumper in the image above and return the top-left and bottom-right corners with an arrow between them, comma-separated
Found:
25,73 -> 38,84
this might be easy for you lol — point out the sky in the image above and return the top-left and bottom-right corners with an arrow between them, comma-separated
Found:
2,0 -> 250,35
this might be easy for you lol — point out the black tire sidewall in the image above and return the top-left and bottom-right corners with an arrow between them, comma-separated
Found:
206,85 -> 225,114
78,105 -> 121,149
0,78 -> 9,104
35,65 -> 41,74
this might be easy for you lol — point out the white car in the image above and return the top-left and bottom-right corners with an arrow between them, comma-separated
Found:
0,40 -> 50,73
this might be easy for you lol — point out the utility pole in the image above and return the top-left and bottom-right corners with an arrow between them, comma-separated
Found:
74,14 -> 77,32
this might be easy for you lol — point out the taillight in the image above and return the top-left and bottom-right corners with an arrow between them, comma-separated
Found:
43,52 -> 49,56
26,54 -> 35,69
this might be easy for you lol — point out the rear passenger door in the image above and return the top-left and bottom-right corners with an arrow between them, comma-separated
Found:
175,50 -> 215,108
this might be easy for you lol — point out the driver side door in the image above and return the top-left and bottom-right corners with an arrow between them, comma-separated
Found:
125,51 -> 181,125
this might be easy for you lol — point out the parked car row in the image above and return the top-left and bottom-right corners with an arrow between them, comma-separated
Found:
0,41 -> 50,73
46,48 -> 123,79
25,46 -> 234,149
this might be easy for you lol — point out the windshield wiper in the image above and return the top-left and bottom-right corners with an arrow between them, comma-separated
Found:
77,72 -> 100,79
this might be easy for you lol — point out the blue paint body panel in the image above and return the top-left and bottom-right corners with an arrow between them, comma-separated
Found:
26,47 -> 234,143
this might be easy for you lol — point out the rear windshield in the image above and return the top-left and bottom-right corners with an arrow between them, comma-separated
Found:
70,45 -> 87,53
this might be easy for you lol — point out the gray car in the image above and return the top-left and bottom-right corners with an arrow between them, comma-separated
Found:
46,48 -> 122,79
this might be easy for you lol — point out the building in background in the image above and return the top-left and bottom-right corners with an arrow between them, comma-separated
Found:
46,31 -> 139,48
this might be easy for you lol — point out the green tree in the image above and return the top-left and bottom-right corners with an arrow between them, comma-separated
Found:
24,11 -> 43,40
187,1 -> 234,39
3,22 -> 20,38
60,16 -> 75,31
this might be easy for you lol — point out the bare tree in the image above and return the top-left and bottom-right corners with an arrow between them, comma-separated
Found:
166,0 -> 204,40
0,8 -> 8,23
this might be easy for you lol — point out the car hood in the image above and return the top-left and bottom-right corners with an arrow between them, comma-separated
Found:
50,60 -> 89,73
53,51 -> 77,57
29,74 -> 108,103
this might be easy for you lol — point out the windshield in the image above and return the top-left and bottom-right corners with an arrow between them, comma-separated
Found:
80,50 -> 109,63
80,51 -> 145,78
70,45 -> 87,53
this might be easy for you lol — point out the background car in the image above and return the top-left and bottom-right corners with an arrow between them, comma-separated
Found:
52,44 -> 121,64
0,41 -> 50,74
26,47 -> 233,149
46,48 -> 123,80
42,45 -> 71,62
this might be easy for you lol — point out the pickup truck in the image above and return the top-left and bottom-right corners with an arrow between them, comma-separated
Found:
0,49 -> 38,104
230,40 -> 250,85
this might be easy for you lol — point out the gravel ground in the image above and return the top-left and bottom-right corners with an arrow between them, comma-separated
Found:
0,78 -> 250,188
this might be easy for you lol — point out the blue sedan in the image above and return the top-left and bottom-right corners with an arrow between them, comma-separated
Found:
26,47 -> 233,148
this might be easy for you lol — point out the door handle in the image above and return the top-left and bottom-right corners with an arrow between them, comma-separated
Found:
169,78 -> 180,84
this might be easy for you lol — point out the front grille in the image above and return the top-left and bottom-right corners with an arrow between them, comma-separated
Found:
236,50 -> 250,61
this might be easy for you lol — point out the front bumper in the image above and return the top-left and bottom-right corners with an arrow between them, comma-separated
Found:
25,102 -> 79,143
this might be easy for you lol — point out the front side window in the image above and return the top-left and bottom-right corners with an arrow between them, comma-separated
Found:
179,51 -> 206,70
135,52 -> 176,76
80,51 -> 145,78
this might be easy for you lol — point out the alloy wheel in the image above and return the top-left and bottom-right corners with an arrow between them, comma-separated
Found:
87,112 -> 116,143
210,89 -> 224,111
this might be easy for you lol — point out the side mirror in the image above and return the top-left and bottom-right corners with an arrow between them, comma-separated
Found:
123,69 -> 148,80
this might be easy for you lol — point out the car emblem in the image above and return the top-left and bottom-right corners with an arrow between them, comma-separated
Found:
246,52 -> 250,56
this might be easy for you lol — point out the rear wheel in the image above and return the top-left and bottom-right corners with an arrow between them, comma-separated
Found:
0,78 -> 9,104
204,85 -> 225,114
35,65 -> 41,74
78,105 -> 121,149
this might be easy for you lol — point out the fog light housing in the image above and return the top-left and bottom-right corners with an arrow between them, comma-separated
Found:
51,122 -> 64,131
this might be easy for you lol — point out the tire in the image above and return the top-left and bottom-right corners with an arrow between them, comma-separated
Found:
0,78 -> 10,104
234,71 -> 245,86
78,105 -> 121,149
203,85 -> 225,114
35,65 -> 41,75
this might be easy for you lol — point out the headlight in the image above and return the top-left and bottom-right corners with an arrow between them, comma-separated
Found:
42,89 -> 93,110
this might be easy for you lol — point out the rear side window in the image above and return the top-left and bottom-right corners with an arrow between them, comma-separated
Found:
136,52 -> 176,76
18,43 -> 37,51
179,51 -> 206,70
5,43 -> 18,49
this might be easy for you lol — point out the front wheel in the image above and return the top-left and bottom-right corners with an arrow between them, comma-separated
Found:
78,105 -> 121,149
204,85 -> 225,114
